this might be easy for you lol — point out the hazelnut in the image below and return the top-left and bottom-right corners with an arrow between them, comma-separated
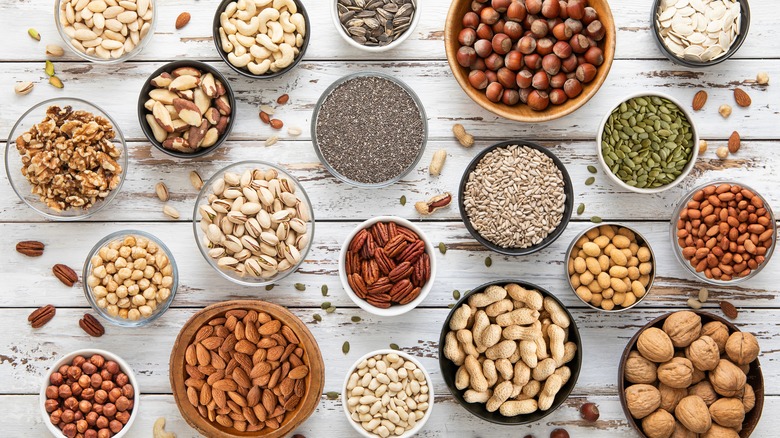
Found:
674,395 -> 711,433
575,63 -> 597,83
50,372 -> 65,386
567,0 -> 585,20
756,71 -> 770,85
536,37 -> 554,56
506,1 -> 527,22
94,390 -> 108,404
718,104 -> 732,119
61,423 -> 78,438
472,57 -> 487,71
542,54 -> 561,75
709,359 -> 746,397
570,34 -> 590,53
549,89 -> 567,105
70,382 -> 83,397
492,33 -> 512,55
78,374 -> 91,389
701,321 -> 730,353
561,54 -> 578,73
72,356 -> 87,367
86,411 -> 99,426
50,409 -> 63,426
701,424 -> 740,438
709,397 -> 745,428
497,68 -> 518,89
93,403 -> 104,415
584,46 -> 604,66
476,23 -> 494,40
663,311 -> 702,348
502,89 -> 520,105
457,46 -> 478,68
725,331 -> 760,365
61,409 -> 76,424
503,21 -> 523,40
100,370 -> 112,382
642,408 -> 675,438
46,385 -> 60,399
516,70 -> 534,88
59,384 -> 73,399
45,399 -> 60,413
469,70 -> 489,89
638,327 -> 675,363
109,388 -> 122,403
474,39 -> 493,58
115,396 -> 131,412
486,82 -> 504,103
532,70 -> 550,90
121,384 -> 134,399
492,19 -> 506,34
625,350 -> 658,384
81,362 -> 97,375
115,373 -> 130,387
550,72 -> 567,88
96,415 -> 109,429
98,429 -> 111,438
91,374 -> 103,389
115,410 -> 131,425
625,383 -> 661,419
79,400 -> 93,414
580,402 -> 599,422
518,87 -> 532,104
480,7 -> 500,25
485,53 -> 505,71
585,20 -> 606,41
518,35 -> 537,54
103,402 -> 118,418
540,0 -> 560,18
524,53 -> 542,70
85,430 -> 98,438
505,51 -> 524,71
492,0 -> 512,13
685,336 -> 720,371
527,90 -> 550,111
485,70 -> 498,83
459,28 -> 478,47
64,396 -> 79,411
109,419 -> 123,434
526,0 -> 542,15
552,22 -> 572,40
550,430 -> 569,438
716,146 -> 730,160
76,418 -> 89,434
658,357 -> 694,389
659,383 -> 688,413
463,11 -> 480,29
582,6 -> 599,25
68,366 -> 83,381
531,19 -> 548,38
59,365 -> 70,375
552,41 -> 572,59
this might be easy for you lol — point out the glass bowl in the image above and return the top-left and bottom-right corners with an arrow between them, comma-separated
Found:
311,72 -> 428,188
83,230 -> 178,327
670,180 -> 777,285
597,91 -> 699,194
5,98 -> 128,221
193,161 -> 315,287
55,0 -> 157,64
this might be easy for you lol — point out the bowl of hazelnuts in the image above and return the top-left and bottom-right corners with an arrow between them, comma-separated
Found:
445,0 -> 616,122
40,349 -> 139,438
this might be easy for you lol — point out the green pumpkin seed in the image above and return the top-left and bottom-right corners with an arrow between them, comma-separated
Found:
326,306 -> 337,313
400,195 -> 406,206
321,302 -> 331,309
389,343 -> 400,350
351,316 -> 361,322
591,216 -> 603,223
342,341 -> 350,354
485,256 -> 492,267
577,203 -> 585,215
313,313 -> 322,322
326,391 -> 340,400
439,242 -> 447,254
587,165 -> 598,174
265,284 -> 274,291
453,290 -> 461,300
321,285 -> 328,296
585,177 -> 595,186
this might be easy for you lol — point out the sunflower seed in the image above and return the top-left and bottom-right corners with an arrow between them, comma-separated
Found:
338,0 -> 416,46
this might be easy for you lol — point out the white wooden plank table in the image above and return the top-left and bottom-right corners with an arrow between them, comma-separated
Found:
1,0 -> 778,436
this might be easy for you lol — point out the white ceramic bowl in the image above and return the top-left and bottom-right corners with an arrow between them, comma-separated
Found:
339,216 -> 436,317
342,349 -> 434,438
40,349 -> 140,437
331,0 -> 421,52
596,91 -> 699,194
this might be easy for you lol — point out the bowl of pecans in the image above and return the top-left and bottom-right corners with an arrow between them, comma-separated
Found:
169,300 -> 324,437
339,216 -> 436,317
5,98 -> 128,221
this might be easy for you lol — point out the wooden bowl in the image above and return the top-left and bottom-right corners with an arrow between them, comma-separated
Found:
169,300 -> 325,437
444,0 -> 616,122
618,311 -> 764,437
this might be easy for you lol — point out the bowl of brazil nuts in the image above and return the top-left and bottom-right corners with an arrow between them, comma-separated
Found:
137,60 -> 236,158
83,230 -> 178,327
458,140 -> 574,255
342,349 -> 434,437
339,216 -> 436,317
565,223 -> 656,312
439,280 -> 582,424
212,0 -> 310,78
55,0 -> 156,63
597,92 -> 699,194
671,181 -> 776,285
170,300 -> 324,437
40,349 -> 139,438
193,161 -> 314,287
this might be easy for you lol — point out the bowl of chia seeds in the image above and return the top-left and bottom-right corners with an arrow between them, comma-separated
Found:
458,141 -> 574,256
312,72 -> 428,188
597,92 -> 699,194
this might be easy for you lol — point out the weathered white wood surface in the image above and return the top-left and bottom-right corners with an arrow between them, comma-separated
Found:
1,0 -> 779,437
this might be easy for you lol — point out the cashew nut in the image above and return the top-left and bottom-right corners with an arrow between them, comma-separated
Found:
219,28 -> 233,52
153,417 -> 175,438
234,32 -> 255,48
228,52 -> 251,67
236,0 -> 257,21
273,0 -> 297,14
283,31 -> 296,47
249,44 -> 272,60
247,59 -> 271,75
290,12 -> 305,36
236,16 -> 260,36
220,12 -> 237,34
267,21 -> 284,43
279,11 -> 295,33
257,8 -> 280,33
256,33 -> 279,52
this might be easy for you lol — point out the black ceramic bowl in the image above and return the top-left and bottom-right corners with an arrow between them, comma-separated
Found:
438,280 -> 583,425
212,0 -> 311,79
618,310 -> 764,438
137,60 -> 236,159
458,140 -> 574,256
651,0 -> 751,67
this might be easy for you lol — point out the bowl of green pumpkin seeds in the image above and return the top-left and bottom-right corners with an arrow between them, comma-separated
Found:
596,92 -> 699,194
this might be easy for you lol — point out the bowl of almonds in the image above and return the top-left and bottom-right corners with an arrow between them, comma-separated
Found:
193,161 -> 314,287
169,300 -> 324,437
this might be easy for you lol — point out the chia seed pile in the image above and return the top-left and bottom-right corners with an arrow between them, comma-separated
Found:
315,76 -> 425,184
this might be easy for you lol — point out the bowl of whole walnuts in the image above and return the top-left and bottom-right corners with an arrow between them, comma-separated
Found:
619,310 -> 764,438
444,0 -> 616,122
40,349 -> 139,438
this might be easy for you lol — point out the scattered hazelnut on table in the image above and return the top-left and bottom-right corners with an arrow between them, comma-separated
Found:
718,104 -> 732,118
716,146 -> 729,160
580,402 -> 600,421
756,72 -> 769,85
698,140 -> 708,155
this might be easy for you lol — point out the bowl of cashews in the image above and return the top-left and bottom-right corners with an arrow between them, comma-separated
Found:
212,0 -> 310,78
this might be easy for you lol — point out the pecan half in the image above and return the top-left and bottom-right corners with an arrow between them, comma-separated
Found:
374,249 -> 396,276
79,313 -> 105,337
384,235 -> 408,259
28,304 -> 56,328
361,259 -> 380,285
370,222 -> 389,246
16,240 -> 45,257
347,273 -> 368,299
388,262 -> 414,283
389,279 -> 414,302
348,229 -> 369,253
52,264 -> 78,287
398,240 -> 425,264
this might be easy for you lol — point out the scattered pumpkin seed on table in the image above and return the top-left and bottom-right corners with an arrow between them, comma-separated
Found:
400,195 -> 406,206
351,316 -> 361,322
265,284 -> 275,291
485,256 -> 492,267
438,242 -> 447,254
591,216 -> 603,223
577,203 -> 586,215
389,343 -> 400,350
313,314 -> 322,322
326,392 -> 340,400
321,285 -> 329,296
321,302 -> 331,309
453,290 -> 460,300
342,341 -> 350,354
585,177 -> 595,186
587,165 -> 598,174
294,283 -> 305,291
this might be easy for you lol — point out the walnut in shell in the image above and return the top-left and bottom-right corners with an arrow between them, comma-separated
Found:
709,359 -> 746,397
659,383 -> 688,413
739,383 -> 756,412
625,384 -> 662,419
690,366 -> 706,385
685,336 -> 720,371
688,381 -> 719,406
671,421 -> 697,438
701,321 -> 730,354
625,350 -> 658,384
725,332 -> 760,365
638,327 -> 675,363
701,424 -> 740,438
662,311 -> 702,348
657,357 -> 694,389
674,395 -> 711,433
708,397 -> 745,429
642,408 -> 676,438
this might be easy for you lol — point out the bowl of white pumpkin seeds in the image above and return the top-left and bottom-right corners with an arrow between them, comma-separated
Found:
597,92 -> 699,194
332,0 -> 420,52
458,141 -> 574,256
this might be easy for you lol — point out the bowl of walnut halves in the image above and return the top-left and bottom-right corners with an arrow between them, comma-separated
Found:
5,98 -> 128,220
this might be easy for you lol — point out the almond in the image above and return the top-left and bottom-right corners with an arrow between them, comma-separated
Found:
720,300 -> 738,319
277,94 -> 290,105
691,90 -> 707,111
213,379 -> 238,392
175,12 -> 191,29
202,336 -> 224,350
288,365 -> 309,379
728,131 -> 741,153
734,88 -> 751,107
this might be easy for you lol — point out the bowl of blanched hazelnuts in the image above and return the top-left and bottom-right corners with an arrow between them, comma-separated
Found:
445,0 -> 616,122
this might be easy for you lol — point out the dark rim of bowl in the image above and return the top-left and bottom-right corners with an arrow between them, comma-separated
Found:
650,0 -> 751,68
137,60 -> 236,159
211,0 -> 311,79
438,279 -> 583,425
618,310 -> 764,438
458,140 -> 574,256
